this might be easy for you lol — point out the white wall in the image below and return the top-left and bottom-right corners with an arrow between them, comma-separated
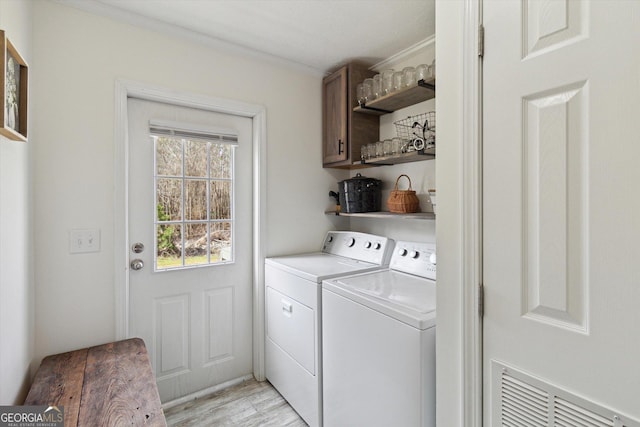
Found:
435,1 -> 464,425
0,0 -> 34,404
31,1 -> 336,362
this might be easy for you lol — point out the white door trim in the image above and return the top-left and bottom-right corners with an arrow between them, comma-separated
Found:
113,79 -> 268,381
462,0 -> 483,425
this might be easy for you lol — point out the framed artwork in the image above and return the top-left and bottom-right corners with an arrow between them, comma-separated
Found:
1,30 -> 28,142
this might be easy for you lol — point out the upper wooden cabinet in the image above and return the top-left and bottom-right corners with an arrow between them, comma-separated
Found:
322,63 -> 379,168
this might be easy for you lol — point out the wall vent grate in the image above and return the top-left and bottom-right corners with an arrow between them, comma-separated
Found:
555,397 -> 613,427
501,374 -> 548,427
492,361 -> 639,427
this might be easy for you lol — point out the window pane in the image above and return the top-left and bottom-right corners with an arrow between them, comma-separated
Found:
210,181 -> 231,220
185,179 -> 208,221
211,222 -> 232,263
185,223 -> 208,266
156,137 -> 182,176
157,178 -> 182,221
153,134 -> 234,271
156,224 -> 182,269
210,143 -> 232,179
185,139 -> 208,177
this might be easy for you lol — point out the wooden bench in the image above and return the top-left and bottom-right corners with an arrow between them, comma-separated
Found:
25,338 -> 166,426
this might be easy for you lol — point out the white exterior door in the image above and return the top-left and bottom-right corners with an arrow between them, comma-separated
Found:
483,1 -> 640,425
127,98 -> 253,402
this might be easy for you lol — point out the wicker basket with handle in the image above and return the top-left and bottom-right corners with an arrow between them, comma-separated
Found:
387,174 -> 420,213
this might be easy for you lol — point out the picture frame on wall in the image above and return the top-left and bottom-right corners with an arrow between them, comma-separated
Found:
1,30 -> 28,142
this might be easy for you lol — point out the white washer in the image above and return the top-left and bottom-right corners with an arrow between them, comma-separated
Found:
265,231 -> 394,427
322,241 -> 437,427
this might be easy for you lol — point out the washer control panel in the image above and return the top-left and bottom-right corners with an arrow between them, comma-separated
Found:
322,231 -> 393,266
390,241 -> 436,280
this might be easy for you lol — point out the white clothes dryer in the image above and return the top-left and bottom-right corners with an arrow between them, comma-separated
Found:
265,231 -> 394,427
322,241 -> 437,427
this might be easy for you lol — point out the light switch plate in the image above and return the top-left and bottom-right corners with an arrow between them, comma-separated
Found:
69,229 -> 100,254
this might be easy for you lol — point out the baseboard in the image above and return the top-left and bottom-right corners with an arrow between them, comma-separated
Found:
161,374 -> 256,410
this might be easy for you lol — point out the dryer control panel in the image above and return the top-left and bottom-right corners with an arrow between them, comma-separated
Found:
390,241 -> 436,280
322,231 -> 393,266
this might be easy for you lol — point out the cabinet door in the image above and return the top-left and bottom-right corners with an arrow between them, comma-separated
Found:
322,67 -> 348,164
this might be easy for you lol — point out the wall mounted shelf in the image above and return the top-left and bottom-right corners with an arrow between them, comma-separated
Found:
353,78 -> 436,115
352,147 -> 435,167
325,211 -> 435,221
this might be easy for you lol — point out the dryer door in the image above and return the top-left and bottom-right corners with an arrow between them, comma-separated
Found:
266,286 -> 315,374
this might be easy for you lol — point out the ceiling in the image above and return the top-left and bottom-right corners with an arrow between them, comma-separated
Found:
60,0 -> 435,75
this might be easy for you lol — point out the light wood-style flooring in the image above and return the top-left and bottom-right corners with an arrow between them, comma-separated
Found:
164,379 -> 308,426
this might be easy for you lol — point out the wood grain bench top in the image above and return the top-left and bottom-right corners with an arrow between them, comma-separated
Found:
25,338 -> 166,426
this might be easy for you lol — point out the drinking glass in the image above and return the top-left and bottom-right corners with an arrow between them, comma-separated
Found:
392,71 -> 404,91
416,64 -> 429,81
363,78 -> 375,101
403,66 -> 416,87
383,139 -> 392,156
372,74 -> 382,99
367,142 -> 376,158
382,69 -> 394,95
375,141 -> 384,157
356,83 -> 366,106
391,137 -> 402,154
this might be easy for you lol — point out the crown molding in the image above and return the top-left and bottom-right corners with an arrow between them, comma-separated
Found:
371,35 -> 436,71
54,0 -> 433,78
54,0 -> 325,77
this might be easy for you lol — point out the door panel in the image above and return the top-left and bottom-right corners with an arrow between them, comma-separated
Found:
155,294 -> 189,377
484,0 -> 640,423
204,287 -> 234,364
127,98 -> 253,402
522,81 -> 588,331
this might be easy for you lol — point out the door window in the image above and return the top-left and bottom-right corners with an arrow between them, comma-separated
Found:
152,124 -> 236,270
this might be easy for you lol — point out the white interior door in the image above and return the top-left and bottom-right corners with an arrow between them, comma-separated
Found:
127,98 -> 253,402
483,1 -> 640,425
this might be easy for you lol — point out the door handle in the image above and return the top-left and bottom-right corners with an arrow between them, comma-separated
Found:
130,259 -> 144,271
281,299 -> 293,315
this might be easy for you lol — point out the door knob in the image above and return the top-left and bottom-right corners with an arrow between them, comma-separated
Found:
130,259 -> 144,271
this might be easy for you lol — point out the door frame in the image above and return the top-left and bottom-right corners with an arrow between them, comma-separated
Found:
462,0 -> 483,425
113,79 -> 268,381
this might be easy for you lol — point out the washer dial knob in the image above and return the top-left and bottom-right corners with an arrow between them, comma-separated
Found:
398,248 -> 408,256
365,241 -> 372,249
409,250 -> 420,259
429,252 -> 437,264
374,242 -> 382,250
346,237 -> 356,247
